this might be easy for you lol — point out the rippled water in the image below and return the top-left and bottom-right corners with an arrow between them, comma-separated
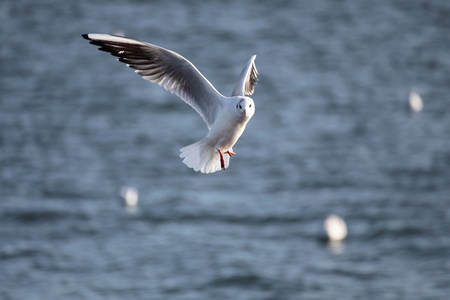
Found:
1,0 -> 450,299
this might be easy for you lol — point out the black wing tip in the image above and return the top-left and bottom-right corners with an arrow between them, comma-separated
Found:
82,33 -> 115,55
82,35 -> 107,49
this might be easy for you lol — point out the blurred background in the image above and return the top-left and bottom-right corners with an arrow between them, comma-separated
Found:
1,0 -> 450,299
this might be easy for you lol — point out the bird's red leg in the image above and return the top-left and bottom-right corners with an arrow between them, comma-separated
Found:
225,150 -> 236,156
218,149 -> 225,169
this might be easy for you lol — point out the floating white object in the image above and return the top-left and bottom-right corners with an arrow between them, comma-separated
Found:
409,89 -> 423,113
120,187 -> 139,207
323,214 -> 347,241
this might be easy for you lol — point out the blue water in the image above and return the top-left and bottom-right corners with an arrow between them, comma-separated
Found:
1,0 -> 450,299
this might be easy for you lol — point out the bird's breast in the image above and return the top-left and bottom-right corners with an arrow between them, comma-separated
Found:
207,114 -> 248,150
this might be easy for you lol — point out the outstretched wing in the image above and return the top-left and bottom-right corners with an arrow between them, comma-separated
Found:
82,33 -> 224,128
231,55 -> 258,97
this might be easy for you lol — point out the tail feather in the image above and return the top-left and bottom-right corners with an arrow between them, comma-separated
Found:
180,138 -> 229,174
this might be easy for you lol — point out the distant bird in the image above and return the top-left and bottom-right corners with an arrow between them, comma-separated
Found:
409,89 -> 423,113
120,187 -> 139,207
82,34 -> 258,173
112,29 -> 125,37
323,214 -> 347,242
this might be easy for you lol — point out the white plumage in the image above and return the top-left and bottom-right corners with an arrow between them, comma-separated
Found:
409,89 -> 423,113
120,187 -> 139,207
82,33 -> 258,173
324,214 -> 348,242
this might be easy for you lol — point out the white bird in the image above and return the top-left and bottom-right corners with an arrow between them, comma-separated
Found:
323,214 -> 347,242
120,186 -> 139,207
409,89 -> 423,113
82,34 -> 258,174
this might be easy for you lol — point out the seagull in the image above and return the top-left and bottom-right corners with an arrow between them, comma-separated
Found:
323,214 -> 347,242
408,89 -> 423,113
120,186 -> 139,207
82,34 -> 258,174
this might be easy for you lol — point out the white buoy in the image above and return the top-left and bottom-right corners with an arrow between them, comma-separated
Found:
120,187 -> 139,207
323,214 -> 347,242
409,89 -> 423,113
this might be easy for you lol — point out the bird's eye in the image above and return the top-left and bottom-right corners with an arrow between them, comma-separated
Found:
249,104 -> 252,107
239,104 -> 242,109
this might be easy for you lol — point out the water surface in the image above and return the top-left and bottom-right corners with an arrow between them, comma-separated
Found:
1,0 -> 450,299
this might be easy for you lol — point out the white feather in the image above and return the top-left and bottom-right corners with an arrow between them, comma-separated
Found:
83,33 -> 257,173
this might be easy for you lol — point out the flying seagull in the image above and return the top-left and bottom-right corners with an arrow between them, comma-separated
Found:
82,34 -> 258,174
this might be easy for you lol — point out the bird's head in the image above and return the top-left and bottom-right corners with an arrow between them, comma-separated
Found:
236,97 -> 255,119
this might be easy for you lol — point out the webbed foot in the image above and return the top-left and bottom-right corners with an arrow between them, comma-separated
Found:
225,150 -> 236,156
